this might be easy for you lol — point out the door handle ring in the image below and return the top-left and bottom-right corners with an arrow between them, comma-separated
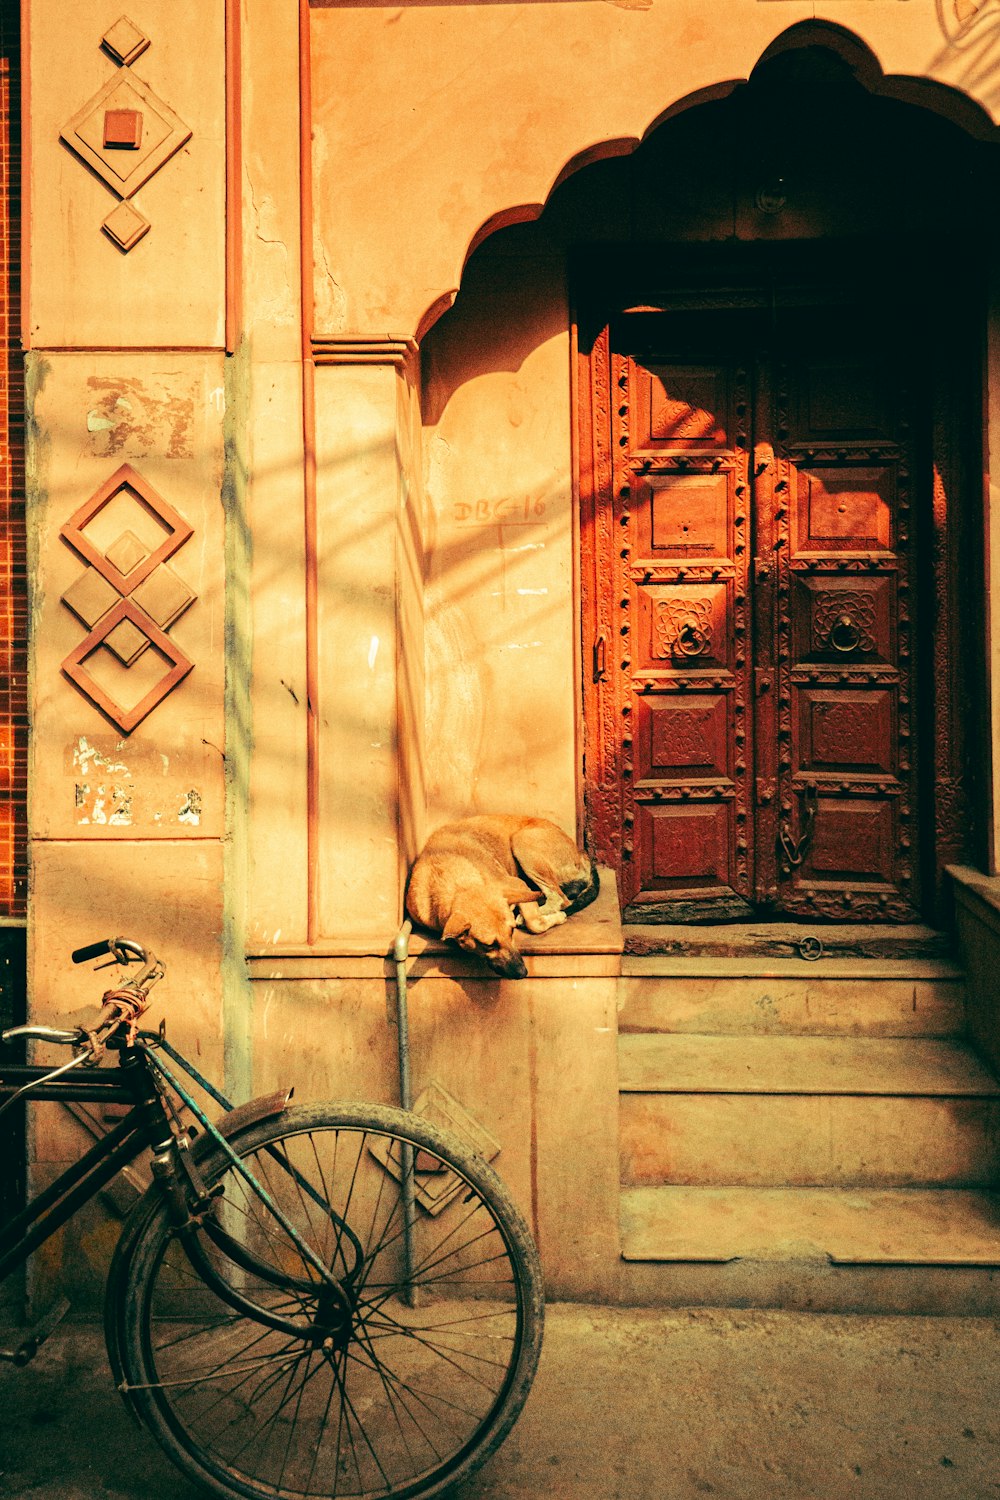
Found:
830,614 -> 862,653
675,622 -> 710,658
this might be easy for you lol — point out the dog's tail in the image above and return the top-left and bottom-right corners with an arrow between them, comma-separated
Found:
562,858 -> 600,917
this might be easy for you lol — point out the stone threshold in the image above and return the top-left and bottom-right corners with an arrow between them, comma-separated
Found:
624,921 -> 953,962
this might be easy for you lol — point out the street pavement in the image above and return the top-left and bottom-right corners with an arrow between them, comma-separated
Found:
1,1304 -> 999,1499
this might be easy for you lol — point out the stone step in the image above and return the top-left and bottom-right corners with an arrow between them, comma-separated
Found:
618,972 -> 966,1038
620,1092 -> 1000,1186
622,922 -> 953,961
618,1034 -> 998,1095
620,1185 -> 1000,1266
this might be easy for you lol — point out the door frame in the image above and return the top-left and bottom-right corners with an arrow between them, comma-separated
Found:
573,243 -> 987,925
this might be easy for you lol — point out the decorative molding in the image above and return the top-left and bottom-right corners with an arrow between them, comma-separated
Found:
59,464 -> 195,734
311,338 -> 418,368
58,20 -> 192,253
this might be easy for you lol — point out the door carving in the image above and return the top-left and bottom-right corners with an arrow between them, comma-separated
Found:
581,299 -> 931,923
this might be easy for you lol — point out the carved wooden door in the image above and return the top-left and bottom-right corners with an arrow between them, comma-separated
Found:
582,304 -> 921,923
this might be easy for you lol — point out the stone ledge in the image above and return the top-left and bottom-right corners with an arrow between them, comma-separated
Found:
247,866 -> 623,981
949,863 -> 1000,937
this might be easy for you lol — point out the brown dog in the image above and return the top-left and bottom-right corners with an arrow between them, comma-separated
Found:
405,815 -> 599,979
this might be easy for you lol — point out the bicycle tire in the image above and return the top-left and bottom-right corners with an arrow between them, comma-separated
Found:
107,1100 -> 544,1500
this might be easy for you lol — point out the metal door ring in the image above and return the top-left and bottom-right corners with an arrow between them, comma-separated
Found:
676,623 -> 710,657
830,615 -> 861,653
798,936 -> 824,961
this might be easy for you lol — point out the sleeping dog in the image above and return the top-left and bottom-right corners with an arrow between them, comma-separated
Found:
405,815 -> 599,979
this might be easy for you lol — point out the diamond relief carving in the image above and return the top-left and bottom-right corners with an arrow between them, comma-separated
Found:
61,70 -> 191,200
60,23 -> 191,252
102,200 -> 150,253
60,465 -> 196,734
101,16 -> 150,67
60,464 -> 193,593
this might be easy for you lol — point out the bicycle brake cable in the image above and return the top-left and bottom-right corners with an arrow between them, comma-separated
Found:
0,1049 -> 91,1123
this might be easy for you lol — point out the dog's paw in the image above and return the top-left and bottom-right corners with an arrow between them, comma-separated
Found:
524,908 -> 567,934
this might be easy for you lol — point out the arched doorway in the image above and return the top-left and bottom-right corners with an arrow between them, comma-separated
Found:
572,39 -> 995,925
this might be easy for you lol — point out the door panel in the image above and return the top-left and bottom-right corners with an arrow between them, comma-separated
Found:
587,317 -> 754,919
583,300 -> 921,922
772,321 -> 918,920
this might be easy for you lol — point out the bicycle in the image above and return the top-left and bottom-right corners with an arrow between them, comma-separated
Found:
0,936 -> 544,1500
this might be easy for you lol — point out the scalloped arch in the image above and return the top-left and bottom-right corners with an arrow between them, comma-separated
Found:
416,18 -> 998,343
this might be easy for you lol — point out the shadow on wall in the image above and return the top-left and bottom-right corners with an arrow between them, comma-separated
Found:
929,0 -> 1000,116
41,26 -> 1000,948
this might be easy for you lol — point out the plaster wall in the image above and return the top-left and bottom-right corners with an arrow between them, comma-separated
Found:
308,0 -> 1000,341
27,0 -> 226,347
22,0 -> 231,1297
247,963 -> 621,1299
420,247 -> 578,836
241,0 -> 310,949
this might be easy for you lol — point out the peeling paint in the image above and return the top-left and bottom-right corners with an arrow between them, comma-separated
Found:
368,636 -> 380,670
178,789 -> 202,826
75,781 -> 133,826
85,375 -> 195,459
73,736 -> 129,777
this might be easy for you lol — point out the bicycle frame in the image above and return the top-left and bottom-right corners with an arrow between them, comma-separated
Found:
0,1029 -> 362,1341
0,1045 -> 289,1290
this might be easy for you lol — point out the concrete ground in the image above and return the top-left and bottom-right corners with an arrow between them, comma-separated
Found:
1,1304 -> 999,1500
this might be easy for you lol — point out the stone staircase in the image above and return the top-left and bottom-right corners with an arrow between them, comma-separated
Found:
616,947 -> 1000,1313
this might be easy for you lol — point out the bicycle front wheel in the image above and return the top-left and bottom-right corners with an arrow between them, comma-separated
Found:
110,1101 -> 543,1500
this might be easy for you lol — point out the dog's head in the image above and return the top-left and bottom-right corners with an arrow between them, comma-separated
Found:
442,889 -> 527,979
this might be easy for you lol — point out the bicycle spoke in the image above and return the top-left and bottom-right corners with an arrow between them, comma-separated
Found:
119,1107 -> 541,1500
345,1337 -> 488,1429
304,1355 -> 341,1497
350,1318 -> 426,1479
332,1349 -> 382,1495
360,1315 -> 514,1377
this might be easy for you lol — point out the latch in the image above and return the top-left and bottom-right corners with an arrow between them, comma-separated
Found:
778,784 -> 818,869
592,634 -> 608,683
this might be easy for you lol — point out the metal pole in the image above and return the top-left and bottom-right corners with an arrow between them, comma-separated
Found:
392,921 -> 417,1302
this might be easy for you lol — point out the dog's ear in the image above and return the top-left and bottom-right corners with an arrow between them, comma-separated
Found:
501,878 -> 537,908
442,912 -> 472,942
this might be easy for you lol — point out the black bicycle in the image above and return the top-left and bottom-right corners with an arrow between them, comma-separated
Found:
0,937 -> 544,1500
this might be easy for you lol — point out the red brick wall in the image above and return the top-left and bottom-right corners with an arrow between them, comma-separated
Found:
0,11 -> 26,919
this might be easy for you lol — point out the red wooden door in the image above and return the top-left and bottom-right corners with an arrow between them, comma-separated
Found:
582,301 -> 921,923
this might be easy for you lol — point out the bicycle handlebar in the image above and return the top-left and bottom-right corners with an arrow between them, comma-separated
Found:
1,937 -> 163,1052
71,937 -> 149,966
2,1024 -> 84,1046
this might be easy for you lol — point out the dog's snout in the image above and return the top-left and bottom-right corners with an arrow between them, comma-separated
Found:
489,949 -> 528,980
